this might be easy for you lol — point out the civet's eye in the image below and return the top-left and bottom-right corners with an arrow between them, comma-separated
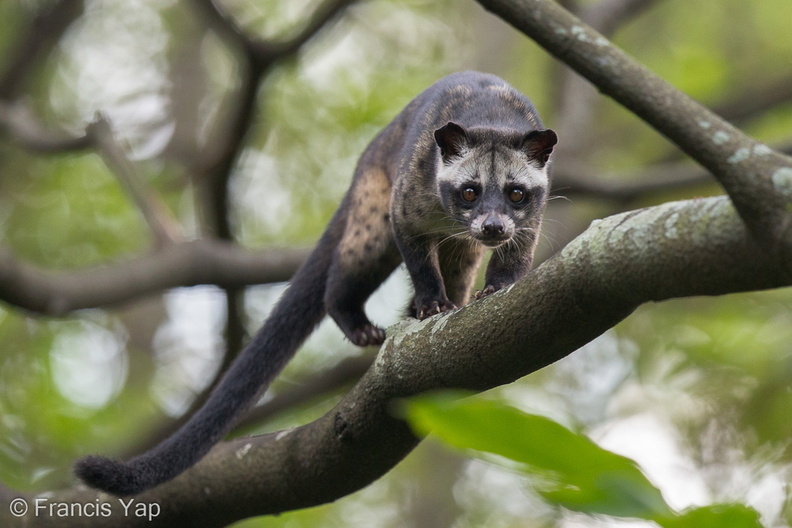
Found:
461,187 -> 478,202
508,188 -> 525,204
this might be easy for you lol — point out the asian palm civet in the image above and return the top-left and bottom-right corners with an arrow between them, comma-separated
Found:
75,71 -> 558,496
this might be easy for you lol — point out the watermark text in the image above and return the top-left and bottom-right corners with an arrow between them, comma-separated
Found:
9,497 -> 160,521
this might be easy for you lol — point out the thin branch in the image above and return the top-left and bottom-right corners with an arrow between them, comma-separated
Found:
254,0 -> 358,62
123,355 -> 374,459
581,0 -> 661,36
235,355 -> 374,430
712,74 -> 792,125
0,101 -> 92,153
478,0 -> 792,248
552,141 -> 792,204
185,0 -> 260,239
0,0 -> 84,99
87,116 -> 183,247
186,0 -> 255,55
190,0 -> 357,70
552,160 -> 714,203
0,241 -> 309,315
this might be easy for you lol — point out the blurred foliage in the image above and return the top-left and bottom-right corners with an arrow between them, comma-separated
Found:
0,0 -> 791,527
404,393 -> 762,528
1,153 -> 148,267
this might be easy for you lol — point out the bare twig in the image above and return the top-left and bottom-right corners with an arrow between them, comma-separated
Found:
87,115 -> 183,247
0,2 -> 89,167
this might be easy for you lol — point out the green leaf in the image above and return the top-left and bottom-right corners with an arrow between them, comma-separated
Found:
403,393 -> 674,520
657,504 -> 764,528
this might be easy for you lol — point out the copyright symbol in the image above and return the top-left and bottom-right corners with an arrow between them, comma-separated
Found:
9,498 -> 28,517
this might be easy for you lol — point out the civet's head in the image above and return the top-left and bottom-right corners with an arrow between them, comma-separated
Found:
434,122 -> 557,247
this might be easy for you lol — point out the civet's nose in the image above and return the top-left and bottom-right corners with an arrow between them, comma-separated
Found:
481,214 -> 506,237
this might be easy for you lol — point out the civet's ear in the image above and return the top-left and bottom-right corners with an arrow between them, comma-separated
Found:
434,122 -> 470,161
521,129 -> 558,166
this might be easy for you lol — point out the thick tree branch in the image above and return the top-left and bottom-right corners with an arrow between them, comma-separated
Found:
0,241 -> 308,315
4,192 -> 791,527
478,0 -> 792,247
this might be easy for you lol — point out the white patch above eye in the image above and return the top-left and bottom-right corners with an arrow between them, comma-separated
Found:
503,152 -> 549,190
435,144 -> 550,193
519,164 -> 550,189
435,155 -> 478,187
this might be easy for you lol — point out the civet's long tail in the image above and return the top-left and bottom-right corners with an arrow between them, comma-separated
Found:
75,217 -> 343,496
